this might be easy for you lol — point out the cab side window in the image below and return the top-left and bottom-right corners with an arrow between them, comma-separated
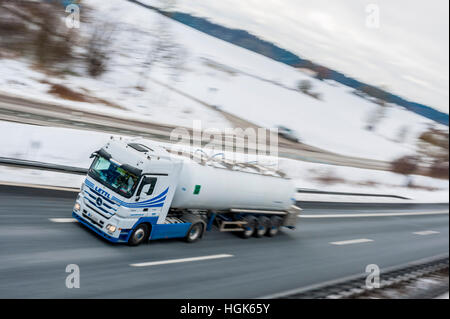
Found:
136,177 -> 157,199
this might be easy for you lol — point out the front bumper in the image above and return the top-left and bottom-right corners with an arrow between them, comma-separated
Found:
72,211 -> 130,243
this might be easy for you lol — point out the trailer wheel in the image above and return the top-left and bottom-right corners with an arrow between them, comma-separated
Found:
267,216 -> 283,237
185,223 -> 204,243
128,224 -> 149,246
254,216 -> 270,237
240,216 -> 257,239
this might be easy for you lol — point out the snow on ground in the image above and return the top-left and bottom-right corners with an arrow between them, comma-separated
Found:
279,158 -> 449,203
86,0 -> 447,161
1,121 -> 448,203
0,167 -> 85,191
1,0 -> 447,162
0,58 -> 230,130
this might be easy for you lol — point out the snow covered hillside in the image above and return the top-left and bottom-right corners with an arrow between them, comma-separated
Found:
1,0 -> 447,162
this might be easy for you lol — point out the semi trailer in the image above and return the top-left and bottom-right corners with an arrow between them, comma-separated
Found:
72,137 -> 300,246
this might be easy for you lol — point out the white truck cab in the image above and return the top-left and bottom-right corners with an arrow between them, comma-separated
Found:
73,137 -> 300,246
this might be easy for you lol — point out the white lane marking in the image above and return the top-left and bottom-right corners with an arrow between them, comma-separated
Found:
130,254 -> 234,267
300,210 -> 449,218
49,218 -> 78,223
330,238 -> 374,245
413,230 -> 440,236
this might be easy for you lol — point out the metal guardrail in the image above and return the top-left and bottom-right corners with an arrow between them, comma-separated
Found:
0,157 -> 88,175
261,253 -> 449,299
0,157 -> 409,199
296,188 -> 410,200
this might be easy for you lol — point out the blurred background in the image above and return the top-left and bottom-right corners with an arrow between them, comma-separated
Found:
0,0 -> 448,196
0,0 -> 448,299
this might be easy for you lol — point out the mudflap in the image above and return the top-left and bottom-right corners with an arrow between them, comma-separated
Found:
283,205 -> 302,228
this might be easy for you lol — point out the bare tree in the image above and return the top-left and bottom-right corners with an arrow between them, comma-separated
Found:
298,79 -> 312,94
314,66 -> 330,81
429,160 -> 449,179
136,38 -> 160,90
416,127 -> 449,179
136,8 -> 188,92
391,155 -> 419,186
1,1 -> 76,68
365,105 -> 387,131
363,85 -> 390,131
396,126 -> 409,143
85,22 -> 115,77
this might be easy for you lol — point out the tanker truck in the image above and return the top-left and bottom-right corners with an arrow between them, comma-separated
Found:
72,137 -> 300,246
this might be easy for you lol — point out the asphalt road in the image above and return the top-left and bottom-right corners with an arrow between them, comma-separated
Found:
0,185 -> 448,298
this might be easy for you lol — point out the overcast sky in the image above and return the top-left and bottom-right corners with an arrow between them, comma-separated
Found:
157,0 -> 449,114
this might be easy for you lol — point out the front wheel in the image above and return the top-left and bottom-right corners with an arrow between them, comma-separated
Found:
185,223 -> 204,243
128,224 -> 149,246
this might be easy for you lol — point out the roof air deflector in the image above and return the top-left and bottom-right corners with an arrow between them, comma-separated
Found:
128,143 -> 153,153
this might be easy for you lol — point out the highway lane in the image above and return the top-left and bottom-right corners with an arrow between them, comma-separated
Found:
0,185 -> 448,298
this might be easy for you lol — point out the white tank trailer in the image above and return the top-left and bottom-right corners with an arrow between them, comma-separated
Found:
72,137 -> 300,246
172,163 -> 294,210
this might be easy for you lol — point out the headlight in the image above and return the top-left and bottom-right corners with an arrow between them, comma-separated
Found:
106,224 -> 117,233
74,203 -> 81,212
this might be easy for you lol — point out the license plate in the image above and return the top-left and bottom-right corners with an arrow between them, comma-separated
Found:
87,212 -> 98,223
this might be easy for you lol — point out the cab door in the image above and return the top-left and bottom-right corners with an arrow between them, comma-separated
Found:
134,174 -> 170,220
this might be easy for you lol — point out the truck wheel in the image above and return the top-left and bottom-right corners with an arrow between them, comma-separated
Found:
254,216 -> 270,237
267,216 -> 283,237
128,224 -> 149,246
185,223 -> 203,243
240,216 -> 257,239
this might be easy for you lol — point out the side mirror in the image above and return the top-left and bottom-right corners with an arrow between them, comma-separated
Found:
90,149 -> 111,160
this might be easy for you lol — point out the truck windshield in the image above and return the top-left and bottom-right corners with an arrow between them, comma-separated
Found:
88,156 -> 139,198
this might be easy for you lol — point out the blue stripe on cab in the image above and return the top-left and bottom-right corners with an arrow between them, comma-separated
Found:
112,187 -> 169,209
85,179 -> 168,209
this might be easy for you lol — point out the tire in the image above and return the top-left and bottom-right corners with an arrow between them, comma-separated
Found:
267,216 -> 283,237
254,216 -> 270,237
185,223 -> 204,243
128,224 -> 149,246
240,216 -> 257,239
